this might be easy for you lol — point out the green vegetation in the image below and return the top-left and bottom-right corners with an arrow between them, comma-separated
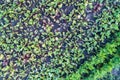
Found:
0,0 -> 120,80
66,32 -> 120,80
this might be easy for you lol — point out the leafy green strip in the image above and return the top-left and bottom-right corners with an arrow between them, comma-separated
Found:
65,32 -> 120,80
85,53 -> 120,80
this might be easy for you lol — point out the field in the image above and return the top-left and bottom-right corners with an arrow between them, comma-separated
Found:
0,0 -> 120,80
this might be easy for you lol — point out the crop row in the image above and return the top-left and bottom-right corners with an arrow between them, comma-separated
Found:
66,31 -> 120,80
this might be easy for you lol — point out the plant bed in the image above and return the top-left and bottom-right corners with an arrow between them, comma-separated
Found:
0,0 -> 120,80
